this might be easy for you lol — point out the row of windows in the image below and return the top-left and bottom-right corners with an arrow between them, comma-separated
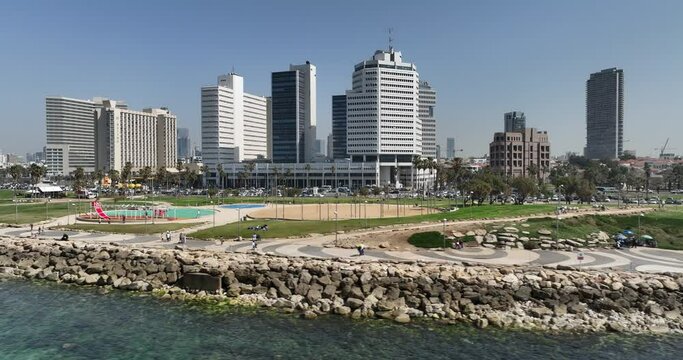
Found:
381,107 -> 414,112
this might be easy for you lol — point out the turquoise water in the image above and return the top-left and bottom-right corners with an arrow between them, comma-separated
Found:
221,204 -> 265,209
0,279 -> 681,359
104,208 -> 213,219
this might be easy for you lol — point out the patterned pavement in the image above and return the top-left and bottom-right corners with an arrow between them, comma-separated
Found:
3,226 -> 683,274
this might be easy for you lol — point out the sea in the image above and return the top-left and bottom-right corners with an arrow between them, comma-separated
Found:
0,279 -> 681,359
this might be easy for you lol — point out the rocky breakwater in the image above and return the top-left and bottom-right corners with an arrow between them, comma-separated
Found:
1,237 -> 682,333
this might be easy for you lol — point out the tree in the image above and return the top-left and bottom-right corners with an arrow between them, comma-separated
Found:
176,160 -> 185,189
200,164 -> 210,188
644,162 -> 652,195
139,166 -> 153,191
245,162 -> 256,188
108,170 -> 120,187
8,165 -> 25,194
121,162 -> 133,184
575,178 -> 596,203
511,176 -> 538,204
216,164 -> 225,190
28,163 -> 45,186
156,167 -> 168,188
466,179 -> 492,206
72,167 -> 86,194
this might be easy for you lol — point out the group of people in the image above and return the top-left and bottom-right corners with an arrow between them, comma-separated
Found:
29,224 -> 44,238
451,240 -> 465,249
251,233 -> 262,250
161,231 -> 187,244
247,224 -> 269,231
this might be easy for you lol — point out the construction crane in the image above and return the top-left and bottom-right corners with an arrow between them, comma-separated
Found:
655,138 -> 676,158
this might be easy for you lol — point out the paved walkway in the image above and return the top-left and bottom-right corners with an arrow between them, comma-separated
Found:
3,221 -> 683,274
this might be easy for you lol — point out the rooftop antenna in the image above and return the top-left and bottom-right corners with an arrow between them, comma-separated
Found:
388,27 -> 394,51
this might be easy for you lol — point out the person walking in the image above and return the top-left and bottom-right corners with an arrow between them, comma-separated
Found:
165,231 -> 171,242
30,224 -> 34,233
251,234 -> 258,251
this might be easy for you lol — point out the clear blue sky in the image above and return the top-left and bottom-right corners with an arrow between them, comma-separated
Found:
1,0 -> 682,158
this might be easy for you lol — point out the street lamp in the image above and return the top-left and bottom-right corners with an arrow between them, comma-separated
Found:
638,212 -> 644,235
334,210 -> 339,247
45,198 -> 50,221
237,208 -> 241,240
211,201 -> 215,227
13,195 -> 18,224
364,200 -> 368,228
442,219 -> 447,248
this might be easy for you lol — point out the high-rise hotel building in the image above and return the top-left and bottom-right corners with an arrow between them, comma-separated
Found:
585,68 -> 624,160
419,81 -> 437,158
95,100 -> 177,173
346,48 -> 421,184
45,97 -> 97,175
201,73 -> 269,183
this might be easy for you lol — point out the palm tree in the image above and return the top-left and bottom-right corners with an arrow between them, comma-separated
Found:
200,164 -> 210,188
245,162 -> 256,189
156,167 -> 167,189
28,163 -> 45,187
8,164 -> 24,195
176,160 -> 184,189
216,164 -> 225,190
108,170 -> 120,187
412,156 -> 422,192
304,164 -> 312,189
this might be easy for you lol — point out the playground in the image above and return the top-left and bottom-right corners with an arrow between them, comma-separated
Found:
76,201 -> 214,223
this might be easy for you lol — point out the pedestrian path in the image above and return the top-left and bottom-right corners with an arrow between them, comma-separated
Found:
3,225 -> 683,274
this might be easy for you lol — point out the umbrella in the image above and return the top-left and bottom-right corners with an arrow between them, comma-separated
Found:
622,230 -> 635,236
640,235 -> 654,240
615,234 -> 627,240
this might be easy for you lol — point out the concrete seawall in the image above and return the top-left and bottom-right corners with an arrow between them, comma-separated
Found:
1,237 -> 682,333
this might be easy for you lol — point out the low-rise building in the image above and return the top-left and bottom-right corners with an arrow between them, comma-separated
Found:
489,128 -> 550,178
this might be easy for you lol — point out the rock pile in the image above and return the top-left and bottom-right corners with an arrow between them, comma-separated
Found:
454,226 -> 614,250
1,237 -> 682,333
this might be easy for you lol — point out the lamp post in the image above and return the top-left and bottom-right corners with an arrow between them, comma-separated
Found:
442,219 -> 447,248
237,208 -> 241,240
364,200 -> 368,228
14,195 -> 18,224
211,201 -> 215,228
45,198 -> 50,221
334,210 -> 338,247
638,212 -> 644,235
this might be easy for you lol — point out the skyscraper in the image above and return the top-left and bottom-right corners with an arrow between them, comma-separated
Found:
177,128 -> 191,160
95,100 -> 177,172
271,62 -> 317,163
504,111 -> 526,132
346,48 -> 420,185
201,73 -> 268,175
446,137 -> 455,159
45,97 -> 97,175
331,94 -> 347,160
419,81 -> 437,158
585,68 -> 624,160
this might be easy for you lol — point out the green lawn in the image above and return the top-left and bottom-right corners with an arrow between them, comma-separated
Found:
408,231 -> 449,248
501,207 -> 683,250
190,204 -> 558,240
0,189 -> 16,200
0,201 -> 79,224
61,222 -> 204,234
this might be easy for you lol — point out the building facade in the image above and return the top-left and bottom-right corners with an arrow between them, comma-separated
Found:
201,73 -> 269,176
446,137 -> 455,159
95,100 -> 177,173
504,111 -> 526,132
177,127 -> 191,160
345,48 -> 421,186
271,62 -> 317,163
489,128 -> 551,178
331,94 -> 347,160
585,68 -> 624,160
45,97 -> 97,175
419,81 -> 437,158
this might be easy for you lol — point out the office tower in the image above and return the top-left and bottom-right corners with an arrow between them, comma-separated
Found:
346,48 -> 420,185
315,139 -> 325,155
435,144 -> 441,160
271,62 -> 317,163
327,133 -> 334,160
95,100 -> 177,172
177,128 -> 191,160
331,94 -> 347,160
45,97 -> 97,175
201,73 -> 269,176
266,97 -> 272,160
419,81 -> 437,158
586,68 -> 624,159
504,111 -> 526,132
446,137 -> 455,159
489,128 -> 551,178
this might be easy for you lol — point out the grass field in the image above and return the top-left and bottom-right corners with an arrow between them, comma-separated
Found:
61,222 -> 203,234
500,207 -> 683,250
0,202 -> 76,224
190,204 -> 558,240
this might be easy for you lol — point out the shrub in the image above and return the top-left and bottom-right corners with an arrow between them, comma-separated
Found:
408,231 -> 451,248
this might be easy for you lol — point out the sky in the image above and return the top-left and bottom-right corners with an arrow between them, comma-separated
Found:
0,0 -> 682,158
